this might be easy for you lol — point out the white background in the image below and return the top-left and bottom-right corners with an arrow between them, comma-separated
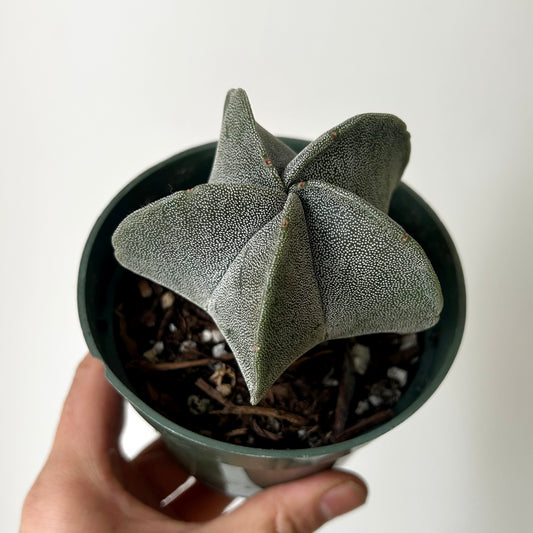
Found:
2,1 -> 532,531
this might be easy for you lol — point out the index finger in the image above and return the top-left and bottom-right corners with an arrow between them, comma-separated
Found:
52,354 -> 124,466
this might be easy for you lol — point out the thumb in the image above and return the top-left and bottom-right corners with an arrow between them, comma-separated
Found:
205,470 -> 367,533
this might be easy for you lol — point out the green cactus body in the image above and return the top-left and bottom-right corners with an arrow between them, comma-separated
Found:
112,89 -> 443,404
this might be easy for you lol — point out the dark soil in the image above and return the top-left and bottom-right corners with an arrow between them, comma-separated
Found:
115,271 -> 422,449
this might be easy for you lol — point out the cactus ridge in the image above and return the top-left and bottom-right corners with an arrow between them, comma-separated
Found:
112,88 -> 443,404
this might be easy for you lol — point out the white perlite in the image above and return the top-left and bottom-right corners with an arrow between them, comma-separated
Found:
355,400 -> 370,415
211,329 -> 225,344
351,343 -> 371,375
368,395 -> 383,407
212,343 -> 228,358
387,366 -> 408,387
143,341 -> 164,363
200,329 -> 213,343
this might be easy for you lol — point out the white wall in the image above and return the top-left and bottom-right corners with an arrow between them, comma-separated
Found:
1,1 -> 532,531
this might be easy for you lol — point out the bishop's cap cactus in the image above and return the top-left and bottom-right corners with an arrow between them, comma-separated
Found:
112,88 -> 443,405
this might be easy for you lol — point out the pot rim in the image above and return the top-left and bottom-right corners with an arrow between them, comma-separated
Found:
78,140 -> 466,459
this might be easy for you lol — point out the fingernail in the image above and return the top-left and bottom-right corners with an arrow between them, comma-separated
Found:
320,481 -> 367,520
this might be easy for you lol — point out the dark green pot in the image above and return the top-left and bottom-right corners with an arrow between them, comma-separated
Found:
78,140 -> 466,497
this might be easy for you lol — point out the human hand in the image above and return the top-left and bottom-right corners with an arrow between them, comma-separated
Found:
21,354 -> 367,532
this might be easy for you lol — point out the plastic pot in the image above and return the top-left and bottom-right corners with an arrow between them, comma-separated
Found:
78,139 -> 466,497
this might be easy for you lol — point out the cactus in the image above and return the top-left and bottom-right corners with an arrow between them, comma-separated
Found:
112,89 -> 443,405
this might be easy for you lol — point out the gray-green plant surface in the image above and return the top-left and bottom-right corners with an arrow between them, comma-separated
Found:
112,89 -> 443,405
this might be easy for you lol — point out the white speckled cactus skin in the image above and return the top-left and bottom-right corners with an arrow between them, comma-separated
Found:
112,89 -> 443,404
